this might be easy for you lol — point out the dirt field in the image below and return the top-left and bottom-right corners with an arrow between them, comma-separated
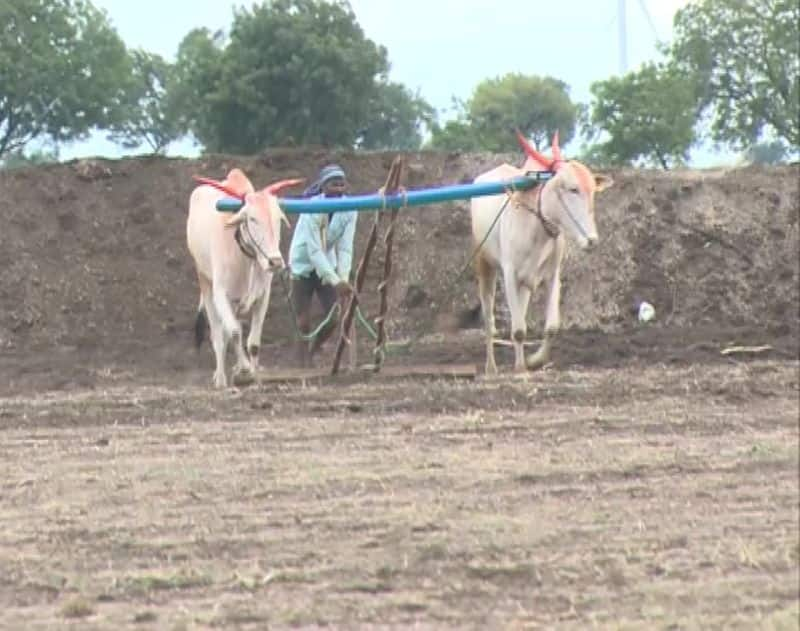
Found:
1,353 -> 798,630
0,152 -> 798,629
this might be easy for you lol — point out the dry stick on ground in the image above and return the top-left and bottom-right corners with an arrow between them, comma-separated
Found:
720,345 -> 773,356
373,159 -> 407,371
331,157 -> 405,375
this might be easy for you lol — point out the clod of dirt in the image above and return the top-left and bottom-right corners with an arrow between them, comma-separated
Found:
73,159 -> 112,181
401,284 -> 428,309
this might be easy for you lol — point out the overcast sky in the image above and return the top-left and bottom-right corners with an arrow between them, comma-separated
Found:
63,0 -> 733,166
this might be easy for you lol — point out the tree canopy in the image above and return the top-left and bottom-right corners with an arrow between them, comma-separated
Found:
587,63 -> 698,169
172,0 -> 407,153
468,74 -> 577,152
0,0 -> 131,160
107,50 -> 186,154
428,74 -> 578,153
670,0 -> 799,148
4,0 -> 797,164
357,82 -> 436,151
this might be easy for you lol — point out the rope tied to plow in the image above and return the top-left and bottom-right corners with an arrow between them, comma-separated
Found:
278,269 -> 378,344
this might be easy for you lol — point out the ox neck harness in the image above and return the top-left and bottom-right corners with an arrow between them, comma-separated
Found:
234,220 -> 258,260
513,184 -> 560,239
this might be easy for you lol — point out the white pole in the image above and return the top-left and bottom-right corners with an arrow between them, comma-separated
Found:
619,0 -> 628,74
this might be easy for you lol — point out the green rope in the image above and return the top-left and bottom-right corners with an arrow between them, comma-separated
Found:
279,271 -> 341,342
453,193 -> 512,284
279,270 -> 384,344
356,306 -> 378,339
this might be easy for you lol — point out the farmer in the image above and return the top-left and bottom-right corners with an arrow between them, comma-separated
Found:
288,164 -> 357,367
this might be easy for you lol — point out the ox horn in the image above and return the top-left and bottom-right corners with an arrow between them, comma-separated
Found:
265,178 -> 305,195
224,208 -> 247,229
515,129 -> 554,171
266,193 -> 291,227
551,130 -> 563,164
192,175 -> 245,200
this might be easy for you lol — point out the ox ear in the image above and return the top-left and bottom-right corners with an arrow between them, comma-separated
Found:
594,174 -> 614,193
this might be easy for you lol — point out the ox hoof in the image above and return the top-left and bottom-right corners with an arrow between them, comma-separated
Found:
248,345 -> 260,366
232,367 -> 255,387
525,353 -> 548,371
213,373 -> 228,389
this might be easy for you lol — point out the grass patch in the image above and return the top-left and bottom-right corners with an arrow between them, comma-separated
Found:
465,562 -> 538,583
132,611 -> 158,624
209,611 -> 269,627
416,542 -> 449,562
60,596 -> 94,619
397,601 -> 428,613
342,580 -> 393,594
264,569 -> 315,584
123,570 -> 212,595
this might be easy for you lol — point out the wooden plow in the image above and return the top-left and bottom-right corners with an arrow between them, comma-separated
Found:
331,155 -> 404,376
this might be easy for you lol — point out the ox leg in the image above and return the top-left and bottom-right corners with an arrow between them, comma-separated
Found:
212,286 -> 254,387
527,273 -> 560,370
504,270 -> 531,373
203,292 -> 229,388
246,276 -> 272,371
476,256 -> 498,375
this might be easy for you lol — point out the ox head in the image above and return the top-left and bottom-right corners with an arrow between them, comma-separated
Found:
224,178 -> 304,271
515,130 -> 613,250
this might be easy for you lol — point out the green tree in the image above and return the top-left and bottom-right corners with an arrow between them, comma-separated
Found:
670,0 -> 799,148
107,50 -> 185,154
467,73 -> 578,152
745,140 -> 790,165
427,119 -> 484,152
173,0 -> 389,153
0,146 -> 59,170
0,0 -> 132,159
586,62 -> 698,169
169,28 -> 226,149
357,82 -> 436,150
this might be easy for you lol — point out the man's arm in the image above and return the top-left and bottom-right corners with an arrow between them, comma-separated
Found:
305,215 -> 340,285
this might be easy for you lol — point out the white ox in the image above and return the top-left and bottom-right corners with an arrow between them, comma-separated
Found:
470,132 -> 613,374
187,169 -> 302,387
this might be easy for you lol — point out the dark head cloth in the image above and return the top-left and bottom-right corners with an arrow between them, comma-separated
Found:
303,164 -> 346,198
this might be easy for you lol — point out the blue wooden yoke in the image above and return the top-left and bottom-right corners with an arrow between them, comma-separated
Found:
215,173 -> 552,214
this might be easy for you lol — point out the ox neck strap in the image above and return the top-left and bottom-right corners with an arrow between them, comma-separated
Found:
512,185 -> 559,239
536,185 -> 560,239
234,223 -> 257,260
529,185 -> 560,239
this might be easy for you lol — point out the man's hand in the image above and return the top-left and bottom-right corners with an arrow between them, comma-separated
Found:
335,281 -> 354,300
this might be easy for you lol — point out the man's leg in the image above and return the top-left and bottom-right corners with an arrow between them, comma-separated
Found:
309,278 -> 340,356
291,275 -> 314,368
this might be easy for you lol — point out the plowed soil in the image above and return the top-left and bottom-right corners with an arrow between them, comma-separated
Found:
0,151 -> 797,629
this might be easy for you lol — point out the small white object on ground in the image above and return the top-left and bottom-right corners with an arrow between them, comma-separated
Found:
638,301 -> 656,323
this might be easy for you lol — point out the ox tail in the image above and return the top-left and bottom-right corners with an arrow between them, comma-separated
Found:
194,303 -> 208,349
